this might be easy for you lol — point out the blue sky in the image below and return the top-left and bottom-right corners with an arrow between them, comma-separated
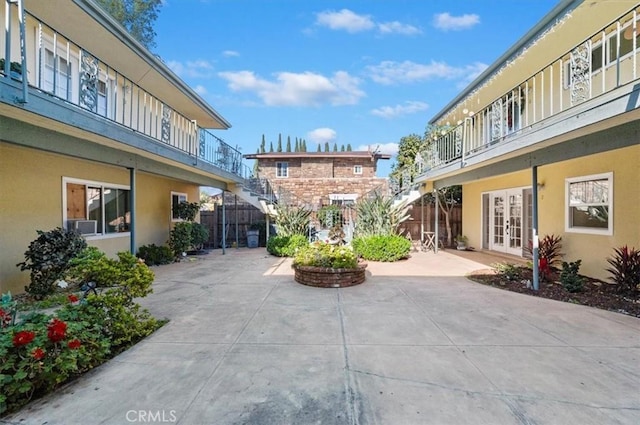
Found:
153,0 -> 558,177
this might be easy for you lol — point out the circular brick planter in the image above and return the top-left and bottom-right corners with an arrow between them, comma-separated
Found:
293,264 -> 367,288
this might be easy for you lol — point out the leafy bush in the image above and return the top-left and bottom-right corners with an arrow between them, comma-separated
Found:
526,234 -> 563,281
1,250 -> 159,415
174,201 -> 201,221
355,192 -> 409,238
560,260 -> 585,293
137,244 -> 175,266
190,222 -> 209,251
274,205 -> 311,237
67,250 -> 154,299
266,235 -> 308,257
17,228 -> 87,298
293,242 -> 358,269
606,246 -> 640,295
317,205 -> 342,228
492,262 -> 523,281
352,234 -> 411,262
168,222 -> 193,256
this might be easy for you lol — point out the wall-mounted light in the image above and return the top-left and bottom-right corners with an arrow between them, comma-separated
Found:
537,181 -> 546,190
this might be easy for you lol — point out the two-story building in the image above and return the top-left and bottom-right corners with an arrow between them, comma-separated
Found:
0,0 -> 251,293
412,0 -> 640,282
244,151 -> 390,210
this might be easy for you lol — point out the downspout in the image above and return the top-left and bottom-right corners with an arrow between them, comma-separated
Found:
434,188 -> 439,254
532,166 -> 540,291
129,168 -> 136,254
221,192 -> 226,255
17,0 -> 27,103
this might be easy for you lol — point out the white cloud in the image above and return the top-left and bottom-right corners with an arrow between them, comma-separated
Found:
366,60 -> 488,85
315,9 -> 375,33
370,101 -> 429,119
307,128 -> 337,144
433,12 -> 480,31
167,59 -> 216,78
378,21 -> 422,35
356,143 -> 399,156
315,9 -> 420,35
222,50 -> 240,57
218,70 -> 365,106
193,85 -> 208,96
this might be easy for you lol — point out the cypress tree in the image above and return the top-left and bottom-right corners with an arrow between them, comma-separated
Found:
346,144 -> 352,151
340,144 -> 345,151
286,136 -> 292,152
269,141 -> 274,152
333,143 -> 338,152
260,134 -> 266,153
301,140 -> 307,152
324,142 -> 330,152
317,144 -> 322,152
294,138 -> 299,152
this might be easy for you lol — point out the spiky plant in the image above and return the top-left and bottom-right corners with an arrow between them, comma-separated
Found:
274,204 -> 311,237
606,246 -> 640,295
355,191 -> 410,238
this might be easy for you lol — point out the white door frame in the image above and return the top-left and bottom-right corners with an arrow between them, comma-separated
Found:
486,187 -> 529,256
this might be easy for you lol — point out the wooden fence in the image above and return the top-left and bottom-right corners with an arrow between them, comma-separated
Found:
397,203 -> 462,248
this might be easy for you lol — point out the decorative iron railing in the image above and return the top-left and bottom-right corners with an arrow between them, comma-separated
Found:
419,6 -> 640,175
1,0 -> 247,180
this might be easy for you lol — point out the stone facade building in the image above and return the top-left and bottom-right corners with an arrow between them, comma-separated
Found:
244,151 -> 391,210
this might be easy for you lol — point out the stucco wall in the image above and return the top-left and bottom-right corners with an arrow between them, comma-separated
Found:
462,144 -> 640,280
0,142 -> 200,294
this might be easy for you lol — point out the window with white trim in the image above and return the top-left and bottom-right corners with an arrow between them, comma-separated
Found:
276,162 -> 289,178
44,48 -> 72,99
329,193 -> 357,206
565,172 -> 613,235
64,178 -> 130,236
171,192 -> 187,221
353,165 -> 363,175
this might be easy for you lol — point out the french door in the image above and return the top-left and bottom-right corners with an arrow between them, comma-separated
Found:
489,189 -> 526,256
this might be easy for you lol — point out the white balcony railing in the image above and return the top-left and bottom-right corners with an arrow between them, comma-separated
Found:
416,6 -> 640,180
1,0 -> 246,179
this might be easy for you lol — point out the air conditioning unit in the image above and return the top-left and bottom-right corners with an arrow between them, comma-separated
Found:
67,219 -> 98,235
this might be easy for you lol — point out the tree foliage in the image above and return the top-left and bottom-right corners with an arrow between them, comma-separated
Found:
96,0 -> 162,50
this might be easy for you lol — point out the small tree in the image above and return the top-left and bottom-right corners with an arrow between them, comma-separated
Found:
286,136 -> 292,152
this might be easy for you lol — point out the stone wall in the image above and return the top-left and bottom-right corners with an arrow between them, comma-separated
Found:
257,157 -> 376,179
271,177 -> 389,208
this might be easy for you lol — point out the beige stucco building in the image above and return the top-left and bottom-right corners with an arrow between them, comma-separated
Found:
410,0 -> 640,281
1,0 -> 249,293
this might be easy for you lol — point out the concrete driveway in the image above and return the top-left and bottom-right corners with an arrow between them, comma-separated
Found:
3,249 -> 639,425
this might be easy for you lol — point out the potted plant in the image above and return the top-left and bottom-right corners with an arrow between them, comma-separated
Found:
455,235 -> 468,251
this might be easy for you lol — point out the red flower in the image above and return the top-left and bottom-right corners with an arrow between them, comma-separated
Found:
68,294 -> 79,303
67,339 -> 81,350
47,318 -> 67,343
0,308 -> 11,328
13,330 -> 36,347
32,347 -> 46,360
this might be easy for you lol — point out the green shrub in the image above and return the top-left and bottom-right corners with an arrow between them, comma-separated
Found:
492,262 -> 523,281
1,251 -> 159,416
190,223 -> 209,251
352,234 -> 411,262
17,228 -> 87,298
560,260 -> 585,293
174,201 -> 201,221
606,246 -> 640,295
137,244 -> 175,266
168,222 -> 193,256
293,242 -> 358,269
266,235 -> 308,257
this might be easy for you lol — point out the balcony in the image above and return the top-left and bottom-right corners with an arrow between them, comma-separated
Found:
0,0 -> 245,181
413,6 -> 640,186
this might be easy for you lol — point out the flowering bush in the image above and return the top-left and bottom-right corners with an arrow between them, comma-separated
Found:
293,241 -> 358,269
1,248 -> 159,416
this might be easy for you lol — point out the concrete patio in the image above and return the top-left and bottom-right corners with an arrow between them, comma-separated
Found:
2,248 -> 639,425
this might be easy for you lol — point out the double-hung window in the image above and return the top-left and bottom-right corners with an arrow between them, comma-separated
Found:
171,192 -> 188,221
276,162 -> 289,178
565,172 -> 613,235
43,48 -> 72,100
353,165 -> 363,175
64,178 -> 130,236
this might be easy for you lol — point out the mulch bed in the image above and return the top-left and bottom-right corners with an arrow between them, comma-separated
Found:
467,267 -> 640,318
